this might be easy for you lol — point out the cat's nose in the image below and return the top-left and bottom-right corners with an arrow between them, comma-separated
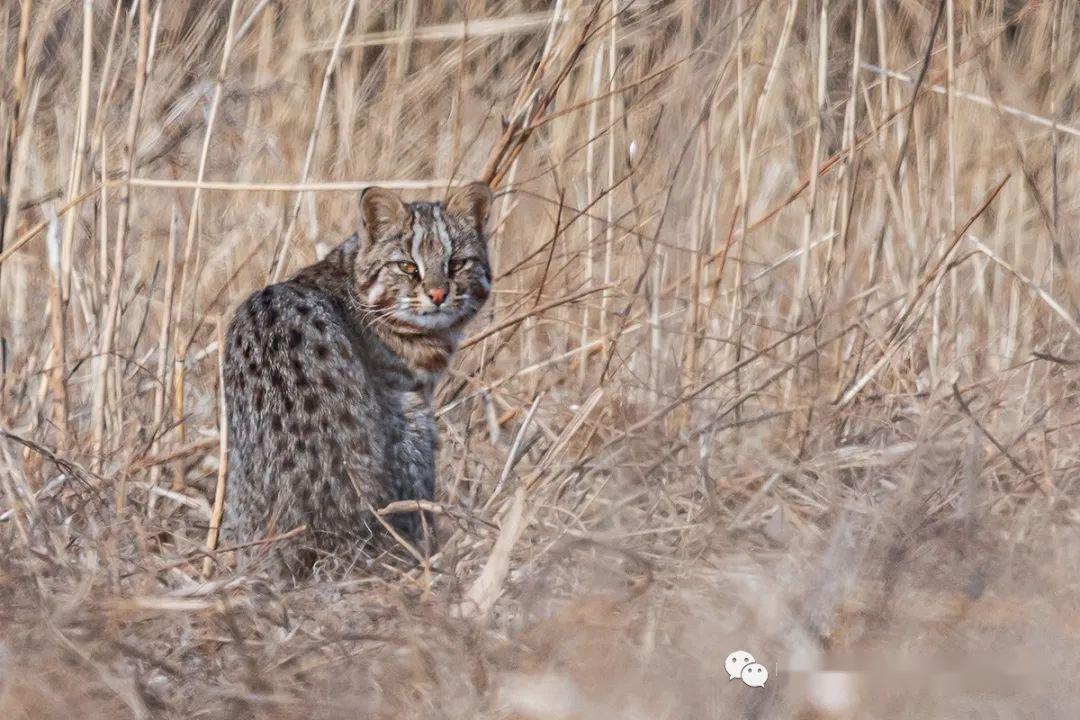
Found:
427,287 -> 448,306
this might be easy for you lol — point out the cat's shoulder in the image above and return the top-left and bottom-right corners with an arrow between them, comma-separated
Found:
291,233 -> 359,288
229,277 -> 352,358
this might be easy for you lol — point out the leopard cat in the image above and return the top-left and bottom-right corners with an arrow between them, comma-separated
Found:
221,183 -> 493,576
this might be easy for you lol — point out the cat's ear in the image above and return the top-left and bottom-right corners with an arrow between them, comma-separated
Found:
359,186 -> 407,242
446,182 -> 493,233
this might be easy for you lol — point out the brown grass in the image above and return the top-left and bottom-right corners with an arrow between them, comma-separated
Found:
3,1 -> 1080,717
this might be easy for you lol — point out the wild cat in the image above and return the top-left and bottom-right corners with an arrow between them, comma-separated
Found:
221,183 -> 493,575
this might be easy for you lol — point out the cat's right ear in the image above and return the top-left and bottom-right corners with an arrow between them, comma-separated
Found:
359,187 -> 407,243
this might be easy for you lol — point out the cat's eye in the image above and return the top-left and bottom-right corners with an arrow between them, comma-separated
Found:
448,258 -> 468,274
396,261 -> 419,277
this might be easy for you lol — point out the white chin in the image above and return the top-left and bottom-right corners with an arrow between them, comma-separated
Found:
395,310 -> 458,330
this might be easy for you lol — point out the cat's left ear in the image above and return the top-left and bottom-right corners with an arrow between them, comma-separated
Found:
446,182 -> 493,234
359,186 -> 408,243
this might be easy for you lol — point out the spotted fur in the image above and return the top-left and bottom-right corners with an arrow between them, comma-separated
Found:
222,183 -> 493,576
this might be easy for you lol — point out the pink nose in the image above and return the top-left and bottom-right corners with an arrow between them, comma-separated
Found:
427,287 -> 448,305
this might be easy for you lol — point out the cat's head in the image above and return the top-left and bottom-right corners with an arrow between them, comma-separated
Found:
353,183 -> 494,333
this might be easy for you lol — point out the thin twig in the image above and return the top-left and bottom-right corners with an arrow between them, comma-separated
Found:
202,318 -> 229,578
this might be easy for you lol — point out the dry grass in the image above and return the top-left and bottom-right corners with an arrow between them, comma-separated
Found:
3,0 -> 1080,717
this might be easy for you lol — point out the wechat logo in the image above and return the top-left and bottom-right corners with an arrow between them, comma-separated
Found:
725,650 -> 769,688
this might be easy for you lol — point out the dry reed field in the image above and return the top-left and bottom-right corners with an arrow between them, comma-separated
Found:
3,0 -> 1080,717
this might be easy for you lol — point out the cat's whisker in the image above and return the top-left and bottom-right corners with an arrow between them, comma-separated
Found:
357,306 -> 400,331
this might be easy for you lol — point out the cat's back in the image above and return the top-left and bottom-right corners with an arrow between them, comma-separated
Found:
224,273 -> 366,436
222,260 -> 391,561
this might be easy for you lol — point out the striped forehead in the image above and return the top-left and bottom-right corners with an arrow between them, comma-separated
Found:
409,203 -> 453,260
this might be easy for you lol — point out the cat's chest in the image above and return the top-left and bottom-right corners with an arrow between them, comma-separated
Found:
379,381 -> 435,433
378,385 -> 437,474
